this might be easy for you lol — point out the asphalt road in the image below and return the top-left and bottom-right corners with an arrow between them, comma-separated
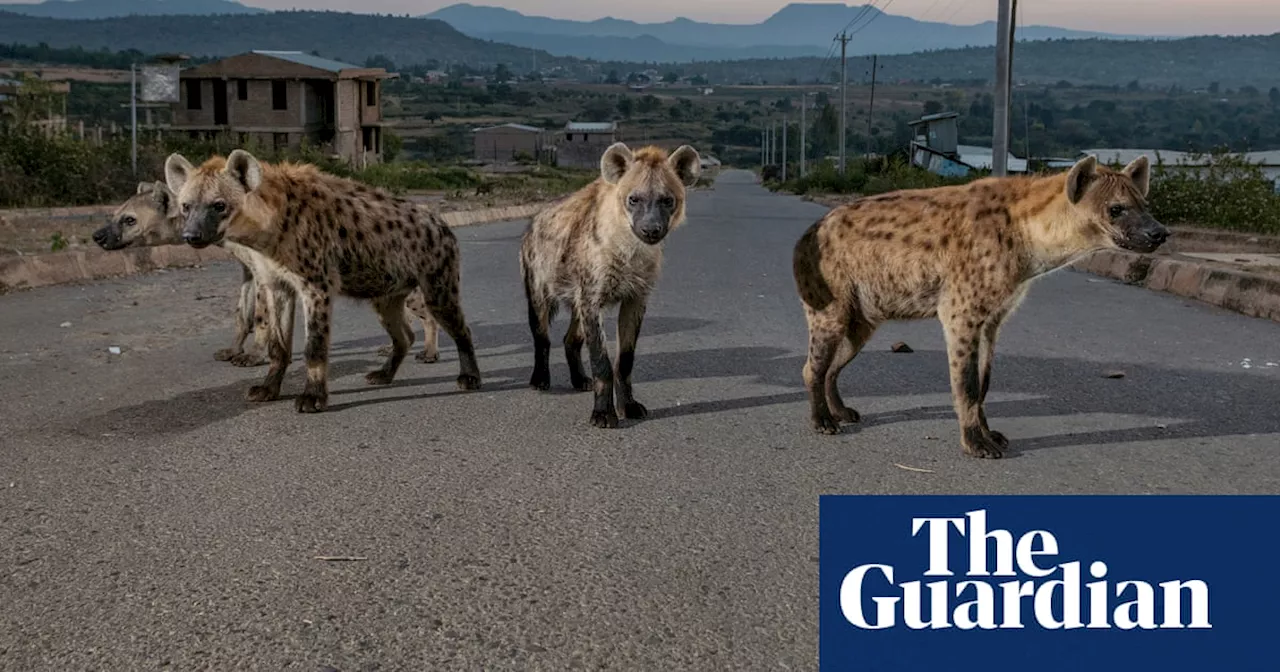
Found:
2,170 -> 1279,670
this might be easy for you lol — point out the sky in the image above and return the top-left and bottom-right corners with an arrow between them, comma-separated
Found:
15,0 -> 1280,36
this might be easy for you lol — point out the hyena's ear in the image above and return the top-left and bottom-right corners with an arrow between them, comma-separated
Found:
1122,155 -> 1151,198
1065,155 -> 1098,204
164,153 -> 195,195
600,143 -> 633,184
136,181 -> 155,195
225,149 -> 263,193
152,181 -> 179,218
667,145 -> 701,187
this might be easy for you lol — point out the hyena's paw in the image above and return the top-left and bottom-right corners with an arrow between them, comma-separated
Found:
529,368 -> 551,391
246,385 -> 280,402
962,427 -> 1005,459
457,374 -> 482,391
570,373 -> 592,392
230,352 -> 268,367
365,370 -> 396,386
622,401 -> 648,420
214,347 -> 239,362
590,409 -> 619,429
811,411 -> 842,435
415,349 -> 440,364
988,429 -> 1010,450
295,391 -> 329,413
831,404 -> 861,424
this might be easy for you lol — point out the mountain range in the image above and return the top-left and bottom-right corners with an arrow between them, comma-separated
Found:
421,2 -> 1147,62
0,0 -> 263,18
0,0 -> 1150,63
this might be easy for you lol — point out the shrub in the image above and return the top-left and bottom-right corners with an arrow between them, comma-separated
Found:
1143,151 -> 1280,235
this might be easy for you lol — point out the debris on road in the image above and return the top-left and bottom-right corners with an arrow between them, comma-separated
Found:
313,555 -> 368,562
1103,370 -> 1126,379
108,346 -> 121,355
59,321 -> 71,328
893,463 -> 934,474
891,342 -> 914,353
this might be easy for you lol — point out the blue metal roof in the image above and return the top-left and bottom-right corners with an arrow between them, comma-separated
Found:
252,50 -> 363,73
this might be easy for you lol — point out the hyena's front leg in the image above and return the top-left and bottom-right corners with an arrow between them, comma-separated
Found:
940,304 -> 1003,459
215,263 -> 256,363
977,314 -> 1009,450
247,283 -> 295,402
229,279 -> 269,367
615,294 -> 648,420
381,290 -> 439,363
802,304 -> 847,435
563,307 -> 590,392
578,304 -> 617,428
295,284 -> 332,413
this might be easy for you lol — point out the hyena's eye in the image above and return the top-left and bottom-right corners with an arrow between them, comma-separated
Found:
626,194 -> 641,207
1108,204 -> 1126,218
659,196 -> 675,209
181,203 -> 191,215
211,201 -> 228,213
121,216 -> 136,227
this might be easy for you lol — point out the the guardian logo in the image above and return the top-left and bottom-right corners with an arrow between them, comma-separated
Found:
839,509 -> 1211,631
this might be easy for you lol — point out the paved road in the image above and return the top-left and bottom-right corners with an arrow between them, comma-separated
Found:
2,170 -> 1279,670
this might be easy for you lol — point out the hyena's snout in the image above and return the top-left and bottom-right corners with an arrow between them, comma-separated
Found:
181,209 -> 221,248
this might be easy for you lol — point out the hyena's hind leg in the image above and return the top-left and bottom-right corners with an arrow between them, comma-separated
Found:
825,317 -> 877,425
378,290 -> 440,363
215,262 -> 265,366
367,293 -> 414,386
247,283 -> 296,403
802,302 -> 851,435
563,305 -> 591,392
229,280 -> 270,367
525,265 -> 557,391
420,266 -> 482,391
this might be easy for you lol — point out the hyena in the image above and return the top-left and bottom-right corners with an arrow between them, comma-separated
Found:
792,154 -> 1168,458
93,179 -> 270,367
521,142 -> 700,428
93,180 -> 442,365
165,149 -> 480,413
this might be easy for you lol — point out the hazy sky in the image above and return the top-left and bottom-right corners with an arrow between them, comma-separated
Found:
21,0 -> 1280,35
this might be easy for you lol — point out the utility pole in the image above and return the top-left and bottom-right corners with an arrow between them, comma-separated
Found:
781,114 -> 788,181
993,0 -> 1016,176
761,126 -> 767,171
866,54 -> 881,160
800,93 -> 808,177
771,120 -> 778,166
130,62 -> 138,176
837,31 -> 850,174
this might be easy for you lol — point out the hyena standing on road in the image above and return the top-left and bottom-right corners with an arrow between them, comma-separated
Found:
521,142 -> 701,428
92,178 -> 442,366
93,179 -> 270,367
792,154 -> 1168,458
166,149 -> 480,413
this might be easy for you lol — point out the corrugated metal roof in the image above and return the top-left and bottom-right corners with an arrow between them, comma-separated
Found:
565,121 -> 616,133
251,50 -> 363,73
957,144 -> 1028,173
474,123 -> 543,133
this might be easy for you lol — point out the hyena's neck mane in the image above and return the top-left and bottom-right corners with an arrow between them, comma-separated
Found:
1011,172 -> 1103,275
225,161 -> 319,253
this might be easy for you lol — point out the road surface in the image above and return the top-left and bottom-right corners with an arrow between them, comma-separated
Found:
2,170 -> 1278,669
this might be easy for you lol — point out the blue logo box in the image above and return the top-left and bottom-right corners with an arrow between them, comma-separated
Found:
818,495 -> 1280,671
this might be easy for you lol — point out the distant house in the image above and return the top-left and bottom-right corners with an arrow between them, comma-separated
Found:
171,50 -> 396,166
909,111 -> 1026,175
473,123 -> 545,163
558,121 -> 618,169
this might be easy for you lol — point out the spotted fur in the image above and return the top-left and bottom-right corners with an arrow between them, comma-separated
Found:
792,154 -> 1168,458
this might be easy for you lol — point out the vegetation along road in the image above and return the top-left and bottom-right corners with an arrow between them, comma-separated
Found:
1,171 -> 1278,669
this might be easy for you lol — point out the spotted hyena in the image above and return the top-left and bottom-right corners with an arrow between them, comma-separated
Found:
92,179 -> 442,366
165,149 -> 480,412
93,180 -> 270,367
521,142 -> 700,428
792,154 -> 1168,458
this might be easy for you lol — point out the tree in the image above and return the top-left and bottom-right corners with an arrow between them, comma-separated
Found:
662,71 -> 679,84
1270,87 -> 1280,107
492,63 -> 512,83
423,111 -> 442,125
637,94 -> 661,114
364,54 -> 395,71
616,97 -> 635,118
1208,81 -> 1220,95
605,69 -> 621,85
923,100 -> 944,115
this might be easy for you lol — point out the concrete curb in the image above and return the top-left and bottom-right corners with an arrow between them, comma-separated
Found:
0,200 -> 553,294
1071,250 -> 1280,323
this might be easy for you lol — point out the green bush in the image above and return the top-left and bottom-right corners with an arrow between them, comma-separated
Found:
1143,151 -> 1280,236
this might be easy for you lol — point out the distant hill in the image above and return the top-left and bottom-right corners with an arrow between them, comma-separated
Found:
0,0 -> 265,18
0,10 -> 563,71
422,2 -> 1143,62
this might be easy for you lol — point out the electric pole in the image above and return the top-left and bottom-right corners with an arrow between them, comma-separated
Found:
800,93 -> 808,177
771,120 -> 778,167
993,0 -> 1016,176
761,126 -> 767,171
866,54 -> 881,160
781,114 -> 788,181
837,31 -> 850,174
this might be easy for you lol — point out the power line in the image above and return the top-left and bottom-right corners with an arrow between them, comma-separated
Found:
848,0 -> 898,38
